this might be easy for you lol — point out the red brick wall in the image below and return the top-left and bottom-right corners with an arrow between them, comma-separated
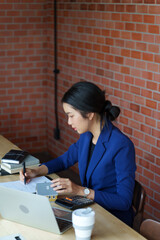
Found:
0,0 -> 159,221
0,1 -> 49,151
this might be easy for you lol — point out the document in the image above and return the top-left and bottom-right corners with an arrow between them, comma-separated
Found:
0,176 -> 51,193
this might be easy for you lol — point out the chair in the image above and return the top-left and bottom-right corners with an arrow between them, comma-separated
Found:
140,219 -> 160,240
132,180 -> 146,232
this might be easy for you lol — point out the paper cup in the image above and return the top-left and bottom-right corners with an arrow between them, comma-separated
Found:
72,207 -> 95,240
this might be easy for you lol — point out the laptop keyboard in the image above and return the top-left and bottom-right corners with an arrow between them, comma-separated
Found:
56,218 -> 72,232
52,207 -> 72,232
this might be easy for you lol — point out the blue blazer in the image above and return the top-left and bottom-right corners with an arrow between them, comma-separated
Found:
45,121 -> 136,226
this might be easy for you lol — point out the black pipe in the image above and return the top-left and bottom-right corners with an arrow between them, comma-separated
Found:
53,0 -> 60,140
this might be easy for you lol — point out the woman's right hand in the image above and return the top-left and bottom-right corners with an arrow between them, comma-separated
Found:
19,165 -> 49,184
20,168 -> 38,184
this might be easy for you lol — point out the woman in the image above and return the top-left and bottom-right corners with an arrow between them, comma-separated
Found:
20,81 -> 136,227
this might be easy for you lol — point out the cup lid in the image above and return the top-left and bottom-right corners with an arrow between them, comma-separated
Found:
73,207 -> 94,217
72,208 -> 95,226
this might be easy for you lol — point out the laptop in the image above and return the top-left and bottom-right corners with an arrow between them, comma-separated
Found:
0,186 -> 72,234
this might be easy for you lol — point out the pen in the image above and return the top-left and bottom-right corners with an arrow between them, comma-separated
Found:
15,236 -> 22,240
23,161 -> 26,185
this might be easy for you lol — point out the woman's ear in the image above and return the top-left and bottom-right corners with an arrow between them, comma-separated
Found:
87,112 -> 94,120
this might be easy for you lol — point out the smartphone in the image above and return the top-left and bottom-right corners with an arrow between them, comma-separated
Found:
36,182 -> 58,201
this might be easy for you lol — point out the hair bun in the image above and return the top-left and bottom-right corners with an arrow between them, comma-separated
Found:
104,100 -> 120,121
104,100 -> 112,112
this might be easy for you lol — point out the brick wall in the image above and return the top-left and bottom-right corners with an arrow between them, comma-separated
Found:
0,1 -> 49,151
0,0 -> 159,221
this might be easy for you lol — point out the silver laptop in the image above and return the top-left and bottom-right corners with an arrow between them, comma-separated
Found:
0,186 -> 72,234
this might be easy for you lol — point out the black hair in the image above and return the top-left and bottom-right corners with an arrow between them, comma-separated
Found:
62,81 -> 120,122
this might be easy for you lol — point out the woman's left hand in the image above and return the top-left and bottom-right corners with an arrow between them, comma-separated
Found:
50,177 -> 82,195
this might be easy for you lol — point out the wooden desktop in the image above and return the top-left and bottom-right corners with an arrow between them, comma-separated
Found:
0,135 -> 146,240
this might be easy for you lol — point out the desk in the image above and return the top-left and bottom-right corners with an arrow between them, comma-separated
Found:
0,135 -> 146,240
0,135 -> 20,160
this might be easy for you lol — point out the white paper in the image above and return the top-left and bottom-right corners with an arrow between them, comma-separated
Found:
0,234 -> 26,240
0,176 -> 51,193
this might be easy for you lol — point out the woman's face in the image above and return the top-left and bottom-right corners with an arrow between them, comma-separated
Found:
63,103 -> 91,134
